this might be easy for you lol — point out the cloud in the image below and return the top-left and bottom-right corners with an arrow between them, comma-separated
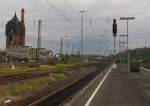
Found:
0,0 -> 150,55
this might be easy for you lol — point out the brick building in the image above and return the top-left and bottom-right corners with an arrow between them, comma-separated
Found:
5,9 -> 25,48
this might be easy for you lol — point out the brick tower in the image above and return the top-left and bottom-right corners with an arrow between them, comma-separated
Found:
5,9 -> 26,48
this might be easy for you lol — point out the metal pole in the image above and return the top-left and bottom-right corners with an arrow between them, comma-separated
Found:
145,40 -> 146,48
114,36 -> 116,55
81,11 -> 83,66
72,43 -> 74,56
11,30 -> 15,69
127,19 -> 130,74
80,10 -> 85,67
120,17 -> 135,74
60,37 -> 63,55
112,19 -> 117,62
37,20 -> 42,60
66,39 -> 69,55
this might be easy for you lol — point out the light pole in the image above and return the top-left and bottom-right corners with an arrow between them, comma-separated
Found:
60,37 -> 63,55
120,17 -> 135,74
80,10 -> 85,67
11,29 -> 15,69
71,43 -> 74,56
60,36 -> 71,56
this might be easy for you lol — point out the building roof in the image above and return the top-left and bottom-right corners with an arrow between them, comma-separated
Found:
6,13 -> 22,36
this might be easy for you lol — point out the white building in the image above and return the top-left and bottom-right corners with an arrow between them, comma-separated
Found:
6,46 -> 53,61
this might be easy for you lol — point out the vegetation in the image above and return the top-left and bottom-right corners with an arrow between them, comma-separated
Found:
118,48 -> 150,64
0,63 -> 79,75
0,54 -> 98,75
48,58 -> 57,65
0,56 -> 95,100
0,70 -> 68,99
0,51 -> 6,62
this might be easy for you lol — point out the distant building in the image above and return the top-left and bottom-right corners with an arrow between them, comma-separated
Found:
5,9 -> 53,62
6,46 -> 30,60
5,9 -> 25,48
6,46 -> 53,61
39,48 -> 53,60
29,48 -> 53,60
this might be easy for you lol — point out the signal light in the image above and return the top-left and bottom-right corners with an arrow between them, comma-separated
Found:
113,19 -> 117,37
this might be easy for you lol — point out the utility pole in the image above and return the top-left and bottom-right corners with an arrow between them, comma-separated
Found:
120,17 -> 135,74
37,20 -> 42,60
66,39 -> 69,55
80,10 -> 85,67
120,35 -> 128,52
119,35 -> 127,63
60,37 -> 63,55
60,36 -> 70,56
72,43 -> 74,56
11,30 -> 15,69
145,40 -> 147,48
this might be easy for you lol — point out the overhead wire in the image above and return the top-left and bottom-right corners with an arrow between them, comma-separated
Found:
116,0 -> 150,18
120,8 -> 150,17
43,0 -> 80,31
64,1 -> 78,13
30,0 -> 150,25
116,0 -> 137,17
84,0 -> 150,20
0,1 -> 150,23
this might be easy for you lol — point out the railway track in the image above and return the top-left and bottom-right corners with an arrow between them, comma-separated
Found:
0,71 -> 53,85
0,62 -> 103,85
0,62 -> 48,68
28,62 -> 110,106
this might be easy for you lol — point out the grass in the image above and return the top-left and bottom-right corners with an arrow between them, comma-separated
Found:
0,64 -> 93,100
0,71 -> 68,98
0,63 -> 80,75
0,56 -> 98,75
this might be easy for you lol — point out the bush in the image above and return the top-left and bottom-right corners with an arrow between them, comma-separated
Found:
55,74 -> 66,79
61,55 -> 71,64
56,70 -> 65,74
47,77 -> 56,85
48,58 -> 57,65
8,84 -> 34,96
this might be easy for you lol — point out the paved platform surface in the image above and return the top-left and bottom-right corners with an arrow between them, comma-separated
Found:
64,64 -> 150,106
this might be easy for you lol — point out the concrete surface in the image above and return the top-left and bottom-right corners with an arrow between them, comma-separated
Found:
64,64 -> 150,106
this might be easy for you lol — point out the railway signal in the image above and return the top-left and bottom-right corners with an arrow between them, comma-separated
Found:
112,19 -> 117,55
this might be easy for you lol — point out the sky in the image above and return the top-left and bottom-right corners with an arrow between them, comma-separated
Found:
0,0 -> 150,55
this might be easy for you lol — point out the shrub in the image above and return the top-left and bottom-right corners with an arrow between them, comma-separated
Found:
8,84 -> 34,96
48,58 -> 57,65
55,74 -> 66,79
56,70 -> 65,74
47,77 -> 56,85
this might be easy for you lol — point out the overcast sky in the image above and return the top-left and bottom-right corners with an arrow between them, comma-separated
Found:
0,0 -> 150,55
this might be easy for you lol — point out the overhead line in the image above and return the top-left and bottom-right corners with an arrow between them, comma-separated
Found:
64,1 -> 78,13
120,9 -> 150,17
116,0 -> 137,17
43,0 -> 80,31
116,0 -> 150,18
